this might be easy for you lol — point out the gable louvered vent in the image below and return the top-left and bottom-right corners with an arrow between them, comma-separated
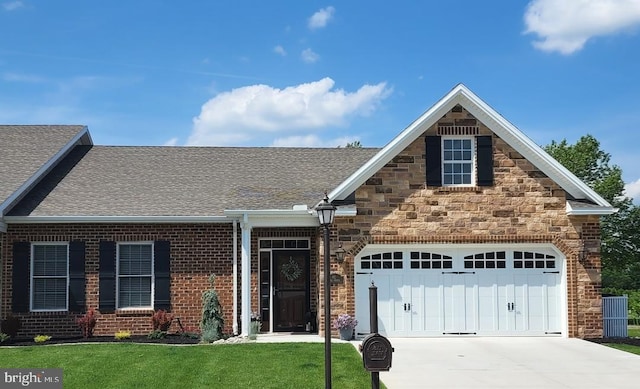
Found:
437,126 -> 479,136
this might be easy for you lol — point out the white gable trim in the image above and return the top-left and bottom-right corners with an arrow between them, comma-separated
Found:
328,84 -> 614,214
0,126 -> 92,217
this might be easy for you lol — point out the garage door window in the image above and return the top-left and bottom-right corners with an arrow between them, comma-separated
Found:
513,251 -> 556,269
360,252 -> 403,269
463,251 -> 506,269
410,252 -> 452,269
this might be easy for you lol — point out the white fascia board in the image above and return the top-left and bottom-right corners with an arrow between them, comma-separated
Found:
328,84 -> 612,209
456,87 -> 612,208
0,126 -> 91,217
224,209 -> 319,227
328,90 -> 459,204
4,215 -> 231,224
565,201 -> 617,216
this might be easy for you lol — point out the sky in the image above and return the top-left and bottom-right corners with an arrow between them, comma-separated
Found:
1,0 -> 640,203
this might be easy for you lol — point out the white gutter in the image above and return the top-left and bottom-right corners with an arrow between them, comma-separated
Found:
0,127 -> 90,217
565,201 -> 617,216
224,209 -> 319,227
4,215 -> 231,224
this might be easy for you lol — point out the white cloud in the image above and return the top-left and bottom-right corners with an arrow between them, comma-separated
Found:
524,0 -> 640,54
624,179 -> 640,204
273,45 -> 287,56
301,48 -> 320,63
2,1 -> 23,11
188,77 -> 390,146
308,6 -> 335,30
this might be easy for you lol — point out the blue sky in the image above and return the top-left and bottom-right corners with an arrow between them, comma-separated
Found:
2,1 -> 640,202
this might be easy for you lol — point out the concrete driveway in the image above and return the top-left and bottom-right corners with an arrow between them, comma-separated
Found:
379,337 -> 640,389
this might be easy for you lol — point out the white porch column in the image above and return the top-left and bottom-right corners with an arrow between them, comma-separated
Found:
240,215 -> 252,336
232,220 -> 238,335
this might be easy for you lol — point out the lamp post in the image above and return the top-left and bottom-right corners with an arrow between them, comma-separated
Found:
316,194 -> 336,389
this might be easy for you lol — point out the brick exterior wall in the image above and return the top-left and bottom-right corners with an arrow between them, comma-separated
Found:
0,223 -> 321,338
318,106 -> 603,338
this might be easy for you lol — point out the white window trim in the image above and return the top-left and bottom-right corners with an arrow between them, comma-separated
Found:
441,136 -> 476,187
116,241 -> 155,310
30,242 -> 69,312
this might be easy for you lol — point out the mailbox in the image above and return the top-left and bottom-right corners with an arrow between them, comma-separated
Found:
361,333 -> 393,372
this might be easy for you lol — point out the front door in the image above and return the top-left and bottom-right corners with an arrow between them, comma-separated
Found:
273,250 -> 310,332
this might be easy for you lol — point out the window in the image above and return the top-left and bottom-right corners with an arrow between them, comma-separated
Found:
426,135 -> 493,187
117,243 -> 153,309
31,243 -> 68,311
442,138 -> 474,185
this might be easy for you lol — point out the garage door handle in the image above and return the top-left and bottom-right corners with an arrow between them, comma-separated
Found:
404,303 -> 411,312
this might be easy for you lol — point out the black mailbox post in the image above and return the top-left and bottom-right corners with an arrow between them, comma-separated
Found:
362,333 -> 393,372
361,282 -> 393,389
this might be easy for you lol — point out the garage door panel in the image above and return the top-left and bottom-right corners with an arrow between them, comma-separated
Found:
422,274 -> 443,332
355,247 -> 565,338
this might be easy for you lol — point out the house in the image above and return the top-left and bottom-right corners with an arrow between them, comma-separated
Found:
0,85 -> 614,339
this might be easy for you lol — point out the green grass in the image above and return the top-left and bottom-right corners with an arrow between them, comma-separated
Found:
628,325 -> 640,338
605,343 -> 640,356
0,343 -> 380,389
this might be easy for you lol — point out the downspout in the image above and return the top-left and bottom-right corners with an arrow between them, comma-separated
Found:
0,219 -> 5,331
240,214 -> 252,336
232,220 -> 238,335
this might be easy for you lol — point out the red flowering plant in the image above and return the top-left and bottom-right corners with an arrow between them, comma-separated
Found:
332,313 -> 358,330
76,309 -> 98,338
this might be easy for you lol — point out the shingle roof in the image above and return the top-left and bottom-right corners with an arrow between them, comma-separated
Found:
0,125 -> 88,214
8,145 -> 380,217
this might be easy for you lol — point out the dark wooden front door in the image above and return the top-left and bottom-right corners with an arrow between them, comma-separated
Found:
273,250 -> 310,332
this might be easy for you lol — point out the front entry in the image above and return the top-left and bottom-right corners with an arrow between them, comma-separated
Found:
273,250 -> 310,332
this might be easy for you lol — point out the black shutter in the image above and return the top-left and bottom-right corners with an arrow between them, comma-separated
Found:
476,135 -> 494,186
99,241 -> 116,313
68,241 -> 86,312
153,240 -> 171,311
12,242 -> 30,313
425,136 -> 442,186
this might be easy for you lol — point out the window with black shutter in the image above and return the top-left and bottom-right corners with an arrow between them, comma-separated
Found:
425,135 -> 494,187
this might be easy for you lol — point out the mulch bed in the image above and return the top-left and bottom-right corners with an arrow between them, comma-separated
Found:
586,337 -> 640,347
1,334 -> 202,347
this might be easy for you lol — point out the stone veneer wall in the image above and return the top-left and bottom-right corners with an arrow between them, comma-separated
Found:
318,107 -> 603,338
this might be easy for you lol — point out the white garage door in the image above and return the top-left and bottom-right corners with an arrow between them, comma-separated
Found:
354,245 -> 564,337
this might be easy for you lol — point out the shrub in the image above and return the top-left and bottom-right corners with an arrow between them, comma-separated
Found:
0,333 -> 10,343
34,335 -> 51,343
1,315 -> 22,338
200,274 -> 224,343
152,309 -> 174,332
76,309 -> 98,338
147,330 -> 167,339
114,330 -> 131,340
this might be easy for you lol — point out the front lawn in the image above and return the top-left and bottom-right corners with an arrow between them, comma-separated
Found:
0,343 -> 378,388
605,343 -> 640,356
628,325 -> 640,338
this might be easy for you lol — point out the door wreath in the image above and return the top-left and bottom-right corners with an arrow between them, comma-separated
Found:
281,257 -> 303,281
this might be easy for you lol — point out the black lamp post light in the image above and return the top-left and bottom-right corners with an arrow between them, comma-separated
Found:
316,194 -> 336,389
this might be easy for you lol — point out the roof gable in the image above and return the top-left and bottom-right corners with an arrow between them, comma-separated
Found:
0,125 -> 91,218
328,84 -> 614,213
